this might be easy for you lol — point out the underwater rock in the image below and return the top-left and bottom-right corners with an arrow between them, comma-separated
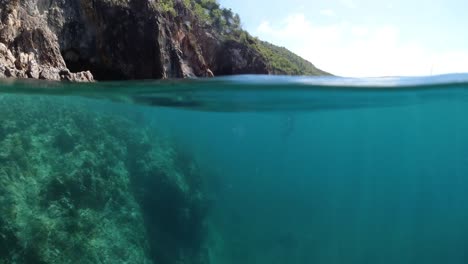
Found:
0,96 -> 209,264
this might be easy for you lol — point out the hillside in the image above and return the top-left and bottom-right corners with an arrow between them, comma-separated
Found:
255,41 -> 330,75
0,0 -> 330,81
179,0 -> 330,76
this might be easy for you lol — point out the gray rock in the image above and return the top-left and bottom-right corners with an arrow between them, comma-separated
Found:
0,0 -> 270,82
39,68 -> 60,81
4,67 -> 17,78
27,56 -> 40,79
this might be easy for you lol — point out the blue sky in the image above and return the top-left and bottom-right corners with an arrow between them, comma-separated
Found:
218,0 -> 468,77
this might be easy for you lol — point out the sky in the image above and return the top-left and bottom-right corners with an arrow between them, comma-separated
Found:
218,0 -> 468,77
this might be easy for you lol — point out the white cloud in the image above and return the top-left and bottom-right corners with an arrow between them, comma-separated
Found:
255,13 -> 468,77
340,0 -> 357,9
320,9 -> 336,17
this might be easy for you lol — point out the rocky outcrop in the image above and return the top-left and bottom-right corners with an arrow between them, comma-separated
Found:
0,0 -> 273,81
0,0 -> 93,81
214,39 -> 269,75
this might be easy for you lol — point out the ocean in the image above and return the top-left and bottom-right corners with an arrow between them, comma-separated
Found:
1,74 -> 468,264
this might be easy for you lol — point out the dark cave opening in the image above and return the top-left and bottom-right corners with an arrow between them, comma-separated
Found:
62,49 -> 128,81
57,2 -> 166,81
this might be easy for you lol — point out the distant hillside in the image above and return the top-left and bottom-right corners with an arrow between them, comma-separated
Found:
179,0 -> 331,76
255,41 -> 330,75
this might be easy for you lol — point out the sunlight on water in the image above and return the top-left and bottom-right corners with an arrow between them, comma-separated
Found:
1,74 -> 468,264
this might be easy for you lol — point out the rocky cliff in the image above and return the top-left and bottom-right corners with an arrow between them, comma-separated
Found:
0,0 -> 327,81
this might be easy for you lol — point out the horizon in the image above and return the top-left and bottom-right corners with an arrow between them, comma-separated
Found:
219,0 -> 468,77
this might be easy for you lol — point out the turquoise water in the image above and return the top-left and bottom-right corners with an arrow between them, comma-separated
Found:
1,74 -> 468,263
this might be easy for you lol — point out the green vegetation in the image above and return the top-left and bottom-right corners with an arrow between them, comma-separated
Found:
254,40 -> 330,75
160,0 -> 176,16
178,0 -> 330,76
184,0 -> 242,35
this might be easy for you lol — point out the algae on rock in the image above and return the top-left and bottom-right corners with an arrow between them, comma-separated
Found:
0,95 -> 209,264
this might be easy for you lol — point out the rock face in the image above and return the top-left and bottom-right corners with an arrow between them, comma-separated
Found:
0,0 -> 93,81
0,0 -> 272,81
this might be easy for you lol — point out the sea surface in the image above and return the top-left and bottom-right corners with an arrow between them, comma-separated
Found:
1,74 -> 468,264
